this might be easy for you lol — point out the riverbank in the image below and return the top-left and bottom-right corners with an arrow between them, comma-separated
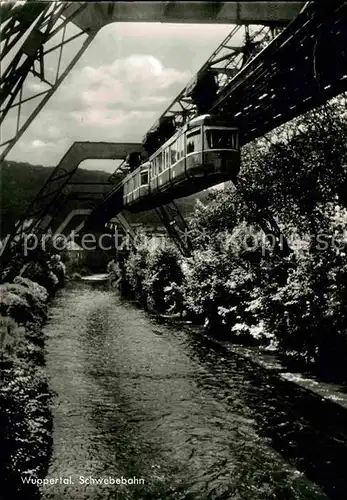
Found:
0,251 -> 66,500
154,313 -> 347,499
223,343 -> 347,411
41,283 -> 328,499
158,313 -> 347,416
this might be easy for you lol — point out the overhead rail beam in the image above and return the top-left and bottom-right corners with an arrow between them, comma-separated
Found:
210,0 -> 347,145
0,1 -> 304,161
143,22 -> 286,142
7,141 -> 142,248
0,1 -> 96,161
143,1 -> 347,152
65,2 -> 305,31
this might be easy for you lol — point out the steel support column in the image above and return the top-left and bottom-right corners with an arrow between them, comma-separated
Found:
0,1 -> 96,161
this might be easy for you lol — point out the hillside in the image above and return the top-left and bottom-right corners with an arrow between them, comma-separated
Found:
0,160 -> 215,237
125,191 -> 213,227
0,160 -> 110,237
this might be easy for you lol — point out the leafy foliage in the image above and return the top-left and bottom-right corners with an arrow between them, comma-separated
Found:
116,242 -> 183,313
144,245 -> 184,313
118,94 -> 347,381
0,241 -> 65,498
0,316 -> 52,499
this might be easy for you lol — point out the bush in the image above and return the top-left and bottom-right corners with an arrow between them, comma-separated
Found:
19,262 -> 59,295
144,245 -> 184,313
1,234 -> 65,292
13,277 -> 48,304
258,233 -> 347,379
0,315 -> 21,359
0,238 -> 63,498
0,281 -> 52,498
178,242 -> 261,339
116,96 -> 347,382
123,247 -> 149,304
0,287 -> 34,325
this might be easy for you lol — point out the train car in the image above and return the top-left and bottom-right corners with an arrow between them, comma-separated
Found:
123,162 -> 150,208
123,114 -> 240,212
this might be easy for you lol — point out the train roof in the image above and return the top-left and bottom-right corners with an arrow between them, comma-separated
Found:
141,114 -> 238,163
122,161 -> 150,183
187,114 -> 238,130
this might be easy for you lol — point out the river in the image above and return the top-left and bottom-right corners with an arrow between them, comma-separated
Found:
40,282 -> 329,500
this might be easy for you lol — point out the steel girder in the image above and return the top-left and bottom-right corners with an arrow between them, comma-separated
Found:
155,201 -> 193,257
0,2 -> 303,162
8,141 -> 142,247
64,2 -> 305,31
144,1 -> 347,150
143,24 -> 279,138
211,0 -> 347,145
0,1 -> 97,161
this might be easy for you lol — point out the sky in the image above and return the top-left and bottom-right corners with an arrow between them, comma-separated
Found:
6,21 -> 234,172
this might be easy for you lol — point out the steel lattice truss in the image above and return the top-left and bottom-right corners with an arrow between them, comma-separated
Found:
7,141 -> 140,247
0,1 -> 96,161
144,24 -> 279,136
1,5 -> 283,249
0,1 -> 288,162
155,202 -> 193,257
4,1 -> 347,257
211,0 -> 347,145
144,0 -> 347,149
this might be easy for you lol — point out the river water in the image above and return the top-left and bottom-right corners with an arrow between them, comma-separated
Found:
40,282 -> 329,500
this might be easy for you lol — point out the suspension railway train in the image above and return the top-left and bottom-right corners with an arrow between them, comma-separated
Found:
122,114 -> 240,212
84,115 -> 240,231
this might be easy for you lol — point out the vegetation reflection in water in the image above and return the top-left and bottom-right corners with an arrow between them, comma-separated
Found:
41,283 -> 328,500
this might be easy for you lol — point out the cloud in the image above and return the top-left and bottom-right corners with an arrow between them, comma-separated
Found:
77,54 -> 190,110
8,54 -> 190,165
6,23 -> 231,167
31,139 -> 46,148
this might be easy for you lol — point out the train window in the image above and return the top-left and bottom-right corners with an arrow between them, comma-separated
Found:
157,154 -> 163,174
206,129 -> 238,150
186,130 -> 201,154
187,138 -> 194,154
163,149 -> 167,169
140,170 -> 149,186
180,134 -> 185,158
166,149 -> 170,168
170,141 -> 177,164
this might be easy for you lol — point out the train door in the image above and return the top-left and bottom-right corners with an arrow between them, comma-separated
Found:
139,164 -> 150,200
185,127 -> 203,177
158,150 -> 167,191
150,154 -> 159,194
128,175 -> 134,205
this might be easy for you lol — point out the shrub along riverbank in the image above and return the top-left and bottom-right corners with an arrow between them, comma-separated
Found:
0,239 -> 65,500
112,95 -> 347,384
